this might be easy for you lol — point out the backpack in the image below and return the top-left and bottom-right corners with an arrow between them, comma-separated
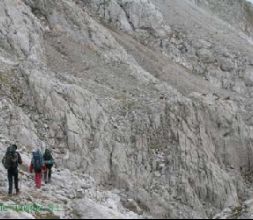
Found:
2,146 -> 18,170
32,151 -> 44,172
44,149 -> 52,160
44,149 -> 54,168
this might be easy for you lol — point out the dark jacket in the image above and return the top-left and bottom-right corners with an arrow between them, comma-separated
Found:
43,151 -> 54,169
9,152 -> 22,171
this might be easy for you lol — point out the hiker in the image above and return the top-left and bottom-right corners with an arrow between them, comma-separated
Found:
2,144 -> 22,196
29,149 -> 45,189
43,149 -> 55,184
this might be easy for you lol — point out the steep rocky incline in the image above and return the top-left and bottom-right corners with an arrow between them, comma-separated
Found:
190,0 -> 253,38
0,0 -> 253,219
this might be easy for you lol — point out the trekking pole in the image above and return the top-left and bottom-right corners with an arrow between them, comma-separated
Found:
19,168 -> 22,194
19,167 -> 27,192
19,169 -> 29,193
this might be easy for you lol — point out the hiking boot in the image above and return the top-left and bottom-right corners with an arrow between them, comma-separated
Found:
16,189 -> 20,195
8,192 -> 12,197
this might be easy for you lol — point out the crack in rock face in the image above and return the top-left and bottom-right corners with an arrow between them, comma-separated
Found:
1,0 -> 253,219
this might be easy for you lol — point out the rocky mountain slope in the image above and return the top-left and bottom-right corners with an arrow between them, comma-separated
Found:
0,0 -> 253,219
191,0 -> 253,38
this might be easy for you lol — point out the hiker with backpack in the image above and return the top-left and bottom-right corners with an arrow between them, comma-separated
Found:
43,149 -> 55,184
2,145 -> 22,196
29,149 -> 45,189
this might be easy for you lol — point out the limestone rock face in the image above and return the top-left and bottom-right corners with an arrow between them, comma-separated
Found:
83,0 -> 171,38
190,0 -> 253,38
0,0 -> 253,219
